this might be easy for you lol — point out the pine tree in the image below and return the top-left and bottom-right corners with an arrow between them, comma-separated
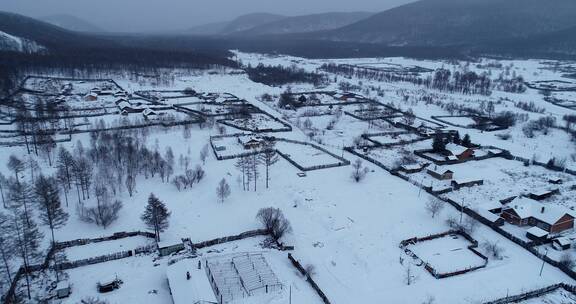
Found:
141,193 -> 170,242
462,134 -> 472,147
432,135 -> 446,152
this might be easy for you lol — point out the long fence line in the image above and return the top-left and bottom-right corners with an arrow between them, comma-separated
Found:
482,283 -> 576,304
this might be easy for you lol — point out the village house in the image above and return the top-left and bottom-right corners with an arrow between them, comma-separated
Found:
500,197 -> 574,234
426,167 -> 454,180
445,143 -> 475,161
84,93 -> 98,101
238,136 -> 264,150
142,108 -> 158,120
117,100 -> 133,112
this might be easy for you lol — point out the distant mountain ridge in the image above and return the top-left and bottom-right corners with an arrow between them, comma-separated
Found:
39,14 -> 104,32
219,13 -> 286,35
320,0 -> 576,47
232,12 -> 373,36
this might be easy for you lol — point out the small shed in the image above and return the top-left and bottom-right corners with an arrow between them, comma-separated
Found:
548,178 -> 563,185
142,108 -> 158,119
400,163 -> 430,174
528,189 -> 560,201
55,281 -> 71,299
158,240 -> 185,257
552,237 -> 571,251
526,226 -> 549,242
84,93 -> 98,101
451,179 -> 484,190
97,275 -> 122,293
426,167 -> 454,180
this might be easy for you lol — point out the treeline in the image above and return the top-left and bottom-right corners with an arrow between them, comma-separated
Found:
321,64 -> 527,96
245,64 -> 328,87
0,47 -> 239,98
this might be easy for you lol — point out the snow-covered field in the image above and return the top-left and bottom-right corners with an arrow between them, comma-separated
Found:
2,51 -> 576,304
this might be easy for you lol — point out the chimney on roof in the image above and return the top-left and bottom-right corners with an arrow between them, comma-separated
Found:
541,206 -> 545,213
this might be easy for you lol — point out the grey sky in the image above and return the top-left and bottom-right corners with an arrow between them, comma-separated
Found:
0,0 -> 414,32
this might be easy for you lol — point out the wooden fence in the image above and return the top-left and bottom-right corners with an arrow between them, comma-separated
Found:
287,254 -> 332,304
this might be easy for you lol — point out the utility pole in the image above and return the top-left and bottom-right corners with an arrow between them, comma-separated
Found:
289,285 -> 292,304
539,248 -> 548,277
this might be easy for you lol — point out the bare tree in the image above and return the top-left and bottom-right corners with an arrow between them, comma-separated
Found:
141,193 -> 170,242
7,178 -> 33,226
35,175 -> 68,245
235,156 -> 250,191
216,178 -> 231,203
351,159 -> 368,182
13,211 -> 43,299
259,141 -> 279,189
425,198 -> 445,219
256,207 -> 292,241
80,200 -> 123,229
0,173 -> 6,208
0,212 -> 15,286
200,144 -> 210,165
125,175 -> 136,197
7,155 -> 24,183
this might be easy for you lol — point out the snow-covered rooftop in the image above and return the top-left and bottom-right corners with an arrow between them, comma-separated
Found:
445,143 -> 470,156
167,259 -> 218,304
507,197 -> 572,225
527,226 -> 549,238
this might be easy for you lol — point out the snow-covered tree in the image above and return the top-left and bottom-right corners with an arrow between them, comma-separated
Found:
141,193 -> 170,242
259,141 -> 279,189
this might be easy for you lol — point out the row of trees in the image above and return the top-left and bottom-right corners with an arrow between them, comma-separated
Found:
235,140 -> 279,191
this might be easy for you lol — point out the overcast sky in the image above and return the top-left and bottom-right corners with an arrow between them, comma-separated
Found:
0,0 -> 414,32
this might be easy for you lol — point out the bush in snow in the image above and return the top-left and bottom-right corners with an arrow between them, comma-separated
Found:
256,207 -> 292,241
481,241 -> 505,260
560,253 -> 575,269
351,159 -> 369,182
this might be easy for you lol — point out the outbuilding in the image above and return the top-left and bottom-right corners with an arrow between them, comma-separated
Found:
158,240 -> 185,257
426,167 -> 454,180
526,226 -> 549,242
552,237 -> 571,251
167,259 -> 218,304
